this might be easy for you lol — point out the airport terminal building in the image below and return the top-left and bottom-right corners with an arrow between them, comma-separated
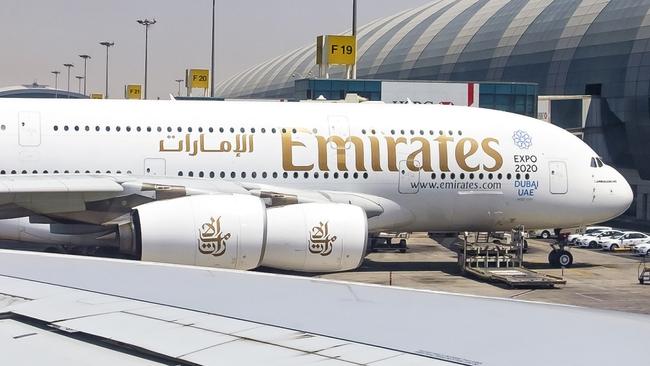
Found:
216,0 -> 650,225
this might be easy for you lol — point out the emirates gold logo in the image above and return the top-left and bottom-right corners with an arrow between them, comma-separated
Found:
309,221 -> 337,256
198,216 -> 231,257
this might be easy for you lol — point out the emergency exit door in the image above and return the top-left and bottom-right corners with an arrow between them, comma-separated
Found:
144,158 -> 166,176
549,161 -> 568,194
398,160 -> 420,194
18,111 -> 41,146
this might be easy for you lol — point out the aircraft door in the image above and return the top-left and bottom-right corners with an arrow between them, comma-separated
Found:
398,160 -> 420,194
144,158 -> 166,176
18,111 -> 41,147
549,161 -> 568,194
327,115 -> 350,149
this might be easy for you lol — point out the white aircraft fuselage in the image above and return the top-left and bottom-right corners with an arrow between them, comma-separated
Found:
0,99 -> 633,233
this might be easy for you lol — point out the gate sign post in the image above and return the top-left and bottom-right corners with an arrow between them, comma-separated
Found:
124,85 -> 142,100
186,69 -> 210,97
316,35 -> 357,79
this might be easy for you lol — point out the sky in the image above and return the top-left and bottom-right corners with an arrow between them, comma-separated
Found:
0,0 -> 432,99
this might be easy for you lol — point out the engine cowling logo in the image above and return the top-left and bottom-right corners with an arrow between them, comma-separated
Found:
309,221 -> 337,256
198,216 -> 231,257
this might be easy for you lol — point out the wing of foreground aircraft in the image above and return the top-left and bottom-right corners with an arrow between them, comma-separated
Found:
0,250 -> 648,366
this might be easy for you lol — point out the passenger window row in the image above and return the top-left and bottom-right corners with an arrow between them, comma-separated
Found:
431,172 -> 529,180
0,170 -> 132,175
177,171 -> 371,180
52,125 -> 282,134
48,124 -> 463,137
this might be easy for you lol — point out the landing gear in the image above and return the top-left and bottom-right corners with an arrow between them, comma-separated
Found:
548,247 -> 573,268
368,233 -> 409,253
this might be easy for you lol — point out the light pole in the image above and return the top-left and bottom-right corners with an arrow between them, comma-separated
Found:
51,70 -> 60,98
175,79 -> 183,97
78,54 -> 91,95
99,41 -> 114,98
352,0 -> 357,79
63,63 -> 74,97
137,18 -> 156,100
75,76 -> 84,93
210,0 -> 215,97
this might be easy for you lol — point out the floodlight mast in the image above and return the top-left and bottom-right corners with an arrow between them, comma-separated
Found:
99,41 -> 115,98
137,18 -> 157,99
210,0 -> 216,98
63,63 -> 74,98
78,54 -> 91,95
51,71 -> 60,98
75,75 -> 84,93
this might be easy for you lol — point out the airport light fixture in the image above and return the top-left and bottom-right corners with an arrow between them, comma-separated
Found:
63,63 -> 74,97
51,70 -> 60,98
175,79 -> 183,97
78,54 -> 91,95
210,0 -> 215,98
137,18 -> 157,100
352,0 -> 357,79
75,76 -> 84,94
99,41 -> 114,98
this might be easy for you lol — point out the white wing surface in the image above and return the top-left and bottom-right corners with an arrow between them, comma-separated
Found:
0,250 -> 648,366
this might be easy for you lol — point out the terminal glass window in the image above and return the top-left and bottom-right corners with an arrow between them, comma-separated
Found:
479,83 -> 537,118
550,99 -> 582,129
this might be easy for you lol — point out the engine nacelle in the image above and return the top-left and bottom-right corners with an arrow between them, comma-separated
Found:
262,203 -> 368,272
134,195 -> 266,270
132,196 -> 368,272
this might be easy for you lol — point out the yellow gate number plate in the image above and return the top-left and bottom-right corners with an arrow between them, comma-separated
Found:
125,85 -> 142,99
187,69 -> 209,89
325,35 -> 356,65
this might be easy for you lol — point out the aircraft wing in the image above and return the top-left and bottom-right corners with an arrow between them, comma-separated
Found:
0,175 -> 390,224
0,249 -> 648,366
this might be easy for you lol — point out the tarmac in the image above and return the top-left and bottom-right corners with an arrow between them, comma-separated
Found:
3,233 -> 650,315
289,233 -> 650,315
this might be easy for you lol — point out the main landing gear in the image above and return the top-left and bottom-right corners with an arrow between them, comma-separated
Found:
548,247 -> 573,267
548,228 -> 573,268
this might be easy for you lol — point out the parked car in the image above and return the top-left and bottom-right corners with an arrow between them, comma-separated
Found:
599,232 -> 650,251
568,226 -> 612,244
528,228 -> 555,239
632,241 -> 650,256
573,228 -> 609,247
577,230 -> 624,248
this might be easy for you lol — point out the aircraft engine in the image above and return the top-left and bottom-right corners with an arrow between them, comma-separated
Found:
132,195 -> 368,272
134,194 -> 267,270
262,203 -> 368,272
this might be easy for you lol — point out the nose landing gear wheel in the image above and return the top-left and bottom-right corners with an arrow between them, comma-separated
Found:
549,249 -> 573,268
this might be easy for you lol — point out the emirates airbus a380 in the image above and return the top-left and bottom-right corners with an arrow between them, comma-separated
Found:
0,98 -> 632,272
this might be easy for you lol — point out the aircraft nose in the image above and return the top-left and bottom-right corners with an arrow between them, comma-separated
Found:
609,169 -> 633,217
593,167 -> 633,221
618,173 -> 633,213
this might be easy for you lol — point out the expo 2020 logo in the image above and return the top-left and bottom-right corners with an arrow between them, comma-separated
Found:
512,130 -> 532,149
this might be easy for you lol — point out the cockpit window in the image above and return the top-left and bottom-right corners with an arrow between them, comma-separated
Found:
591,157 -> 604,168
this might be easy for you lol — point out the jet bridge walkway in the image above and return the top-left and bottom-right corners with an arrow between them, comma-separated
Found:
458,232 -> 566,288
